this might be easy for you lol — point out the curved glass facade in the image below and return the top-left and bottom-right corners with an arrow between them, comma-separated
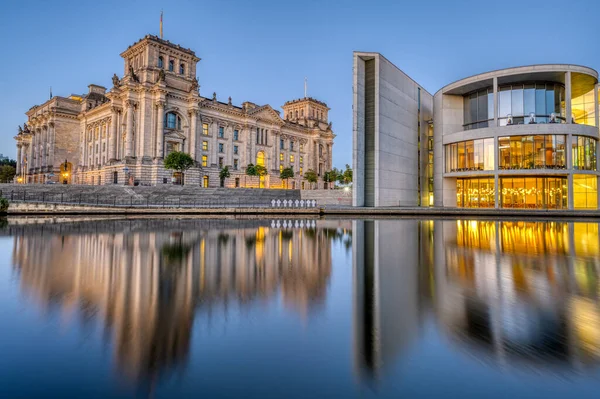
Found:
498,135 -> 566,170
445,139 -> 494,172
573,174 -> 598,209
500,177 -> 568,209
456,177 -> 495,208
572,136 -> 597,170
572,88 -> 596,126
463,88 -> 493,130
498,83 -> 565,125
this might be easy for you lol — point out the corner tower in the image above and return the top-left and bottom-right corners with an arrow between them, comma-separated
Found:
282,97 -> 329,126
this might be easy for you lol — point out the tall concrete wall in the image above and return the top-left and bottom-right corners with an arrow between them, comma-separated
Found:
353,52 -> 433,207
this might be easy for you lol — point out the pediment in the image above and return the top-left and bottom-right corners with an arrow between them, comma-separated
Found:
248,105 -> 284,125
164,130 -> 186,140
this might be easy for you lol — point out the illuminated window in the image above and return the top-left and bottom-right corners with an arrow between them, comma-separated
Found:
290,155 -> 294,163
203,175 -> 209,187
280,164 -> 283,173
256,151 -> 265,167
456,177 -> 495,208
299,167 -> 303,175
572,136 -> 597,171
202,155 -> 207,167
500,177 -> 568,209
574,174 -> 598,209
280,153 -> 284,161
572,87 -> 596,126
300,156 -> 303,164
300,144 -> 304,152
202,141 -> 208,151
202,123 -> 209,135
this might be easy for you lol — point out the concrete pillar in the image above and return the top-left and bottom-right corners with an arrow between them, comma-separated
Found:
227,124 -> 233,166
189,109 -> 198,161
493,77 -> 498,126
566,71 -> 572,124
156,101 -> 165,158
109,108 -> 118,161
125,100 -> 135,158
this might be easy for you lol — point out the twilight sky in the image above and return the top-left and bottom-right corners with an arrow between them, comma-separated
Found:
1,0 -> 598,168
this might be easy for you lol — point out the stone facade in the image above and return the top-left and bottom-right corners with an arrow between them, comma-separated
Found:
15,35 -> 335,188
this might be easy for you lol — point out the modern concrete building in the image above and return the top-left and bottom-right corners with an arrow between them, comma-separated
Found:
354,54 -> 600,210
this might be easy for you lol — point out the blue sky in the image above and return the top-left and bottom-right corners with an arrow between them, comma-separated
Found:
1,0 -> 598,168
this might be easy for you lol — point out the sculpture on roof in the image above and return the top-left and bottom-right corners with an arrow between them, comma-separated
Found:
212,92 -> 217,101
23,123 -> 30,133
190,77 -> 199,92
129,66 -> 139,83
112,73 -> 120,87
228,96 -> 232,106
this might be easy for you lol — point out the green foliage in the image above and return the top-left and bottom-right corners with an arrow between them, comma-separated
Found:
255,165 -> 268,176
280,166 -> 294,180
304,169 -> 318,189
0,159 -> 16,168
338,164 -> 353,185
280,166 -> 294,189
0,198 -> 9,213
219,166 -> 231,187
0,165 -> 16,183
163,151 -> 195,172
245,163 -> 257,177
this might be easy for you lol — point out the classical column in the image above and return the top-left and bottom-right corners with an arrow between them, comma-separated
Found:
249,126 -> 256,165
109,108 -> 118,161
275,133 -> 281,171
227,124 -> 233,166
189,109 -> 198,161
492,77 -> 498,126
41,126 -> 47,170
16,145 -> 21,175
125,100 -> 135,158
27,141 -> 33,174
156,101 -> 165,158
48,122 -> 55,168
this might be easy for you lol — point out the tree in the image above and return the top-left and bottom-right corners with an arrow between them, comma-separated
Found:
0,159 -> 16,168
323,169 -> 339,189
0,165 -> 16,183
338,164 -> 353,185
163,151 -> 195,185
245,163 -> 257,187
304,169 -> 318,190
255,165 -> 268,188
219,165 -> 231,188
280,166 -> 294,189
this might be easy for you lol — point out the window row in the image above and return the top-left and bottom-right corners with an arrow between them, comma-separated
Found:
463,88 -> 493,130
498,83 -> 565,125
499,135 -> 566,170
456,176 -> 571,209
445,139 -> 495,172
158,56 -> 186,75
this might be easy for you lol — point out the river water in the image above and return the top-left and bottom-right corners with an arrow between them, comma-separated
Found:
0,217 -> 599,398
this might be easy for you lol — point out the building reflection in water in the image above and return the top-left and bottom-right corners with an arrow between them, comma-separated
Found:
10,219 -> 349,387
353,218 -> 600,383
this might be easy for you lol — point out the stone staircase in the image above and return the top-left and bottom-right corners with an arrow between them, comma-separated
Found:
0,184 -> 301,207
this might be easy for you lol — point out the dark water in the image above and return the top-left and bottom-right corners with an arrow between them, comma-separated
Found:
1,217 -> 600,398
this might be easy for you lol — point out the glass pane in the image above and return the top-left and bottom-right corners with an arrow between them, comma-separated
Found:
499,137 -> 510,169
535,85 -> 546,116
474,140 -> 484,170
523,136 -> 534,169
524,84 -> 535,117
499,88 -> 511,119
457,142 -> 465,170
478,91 -> 488,122
470,93 -> 478,124
484,138 -> 494,170
511,86 -> 524,117
533,135 -> 545,168
466,141 -> 474,170
546,84 -> 555,115
487,91 -> 494,120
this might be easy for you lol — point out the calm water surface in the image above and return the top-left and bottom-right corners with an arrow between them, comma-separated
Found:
1,217 -> 600,398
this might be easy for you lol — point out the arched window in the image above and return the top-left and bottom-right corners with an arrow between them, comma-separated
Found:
165,112 -> 182,129
203,175 -> 209,188
158,56 -> 164,68
295,110 -> 298,118
256,151 -> 265,167
179,64 -> 185,74
168,60 -> 174,72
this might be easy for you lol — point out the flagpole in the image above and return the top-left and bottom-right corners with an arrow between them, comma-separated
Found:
160,10 -> 163,39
